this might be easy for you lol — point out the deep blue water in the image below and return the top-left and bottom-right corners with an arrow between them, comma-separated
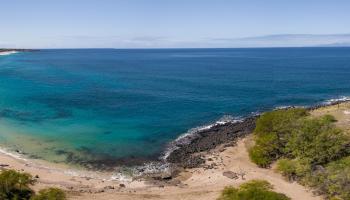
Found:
0,48 -> 349,166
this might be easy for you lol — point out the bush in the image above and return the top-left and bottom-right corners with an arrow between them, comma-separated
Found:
0,170 -> 35,200
276,158 -> 311,181
320,114 -> 337,123
286,118 -> 350,165
276,159 -> 298,180
311,157 -> 350,200
250,108 -> 350,199
218,180 -> 290,200
249,133 -> 279,167
254,108 -> 308,138
31,188 -> 66,200
249,108 -> 308,167
0,170 -> 66,200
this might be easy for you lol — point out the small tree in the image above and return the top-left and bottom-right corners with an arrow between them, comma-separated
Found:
249,108 -> 308,167
286,118 -> 350,165
0,170 -> 35,200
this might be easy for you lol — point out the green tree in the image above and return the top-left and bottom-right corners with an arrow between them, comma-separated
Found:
250,108 -> 350,199
0,170 -> 35,200
249,108 -> 308,167
286,118 -> 350,165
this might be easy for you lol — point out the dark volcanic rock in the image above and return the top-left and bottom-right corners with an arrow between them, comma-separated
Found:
166,116 -> 257,168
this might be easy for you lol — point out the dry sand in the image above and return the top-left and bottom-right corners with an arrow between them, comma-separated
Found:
3,102 -> 350,200
0,138 -> 321,200
0,51 -> 18,56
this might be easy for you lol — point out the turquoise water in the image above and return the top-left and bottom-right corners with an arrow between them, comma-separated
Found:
0,48 -> 350,167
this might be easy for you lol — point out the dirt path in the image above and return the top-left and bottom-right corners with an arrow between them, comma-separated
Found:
0,135 -> 322,200
70,136 -> 321,200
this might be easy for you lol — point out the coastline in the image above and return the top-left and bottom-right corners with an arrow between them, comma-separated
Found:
0,98 -> 349,199
165,96 -> 350,169
0,50 -> 18,56
1,97 -> 349,173
0,48 -> 37,56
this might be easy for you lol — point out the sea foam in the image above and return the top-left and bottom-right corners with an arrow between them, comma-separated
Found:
324,96 -> 350,105
0,51 -> 18,56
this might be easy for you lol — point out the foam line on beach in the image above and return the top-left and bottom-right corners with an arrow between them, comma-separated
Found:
0,51 -> 18,56
0,147 -> 27,161
323,96 -> 350,105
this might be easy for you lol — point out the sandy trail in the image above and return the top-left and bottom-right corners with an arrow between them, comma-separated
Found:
68,136 -> 320,200
0,136 -> 320,200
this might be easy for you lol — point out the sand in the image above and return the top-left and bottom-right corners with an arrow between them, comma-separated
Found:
2,102 -> 350,199
0,51 -> 18,56
0,138 -> 321,200
311,101 -> 350,133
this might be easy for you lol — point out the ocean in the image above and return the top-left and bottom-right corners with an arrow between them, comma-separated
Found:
0,48 -> 349,168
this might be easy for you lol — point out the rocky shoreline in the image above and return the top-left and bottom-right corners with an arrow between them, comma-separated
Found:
165,98 -> 350,171
0,96 -> 348,183
166,116 -> 257,168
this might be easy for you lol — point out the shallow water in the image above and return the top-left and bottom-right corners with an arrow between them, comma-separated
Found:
0,48 -> 349,167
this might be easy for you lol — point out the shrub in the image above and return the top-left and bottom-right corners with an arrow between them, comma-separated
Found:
0,170 -> 36,200
276,158 -> 312,181
320,114 -> 337,123
254,108 -> 308,137
313,157 -> 350,200
31,188 -> 66,200
251,107 -> 350,199
249,133 -> 279,167
286,118 -> 350,165
276,159 -> 298,180
0,170 -> 66,200
249,108 -> 308,167
218,180 -> 290,200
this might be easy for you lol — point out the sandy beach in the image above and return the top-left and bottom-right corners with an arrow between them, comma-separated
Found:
0,50 -> 18,56
0,136 -> 322,200
2,101 -> 348,199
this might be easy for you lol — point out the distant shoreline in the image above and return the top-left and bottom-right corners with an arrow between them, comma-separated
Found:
0,49 -> 37,56
0,48 -> 37,52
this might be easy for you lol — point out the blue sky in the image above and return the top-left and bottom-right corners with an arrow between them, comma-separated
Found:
1,0 -> 350,48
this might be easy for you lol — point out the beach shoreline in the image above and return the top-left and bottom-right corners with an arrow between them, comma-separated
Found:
0,48 -> 37,56
0,50 -> 18,56
1,98 -> 350,174
0,99 -> 348,168
0,99 -> 349,199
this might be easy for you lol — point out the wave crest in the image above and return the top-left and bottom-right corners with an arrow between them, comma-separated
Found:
324,96 -> 350,105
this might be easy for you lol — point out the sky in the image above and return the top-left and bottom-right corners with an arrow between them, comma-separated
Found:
1,0 -> 350,48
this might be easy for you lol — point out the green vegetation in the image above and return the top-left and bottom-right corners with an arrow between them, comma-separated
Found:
249,108 -> 350,199
249,108 -> 308,167
0,170 -> 35,200
31,188 -> 66,200
218,180 -> 290,200
0,170 -> 66,200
